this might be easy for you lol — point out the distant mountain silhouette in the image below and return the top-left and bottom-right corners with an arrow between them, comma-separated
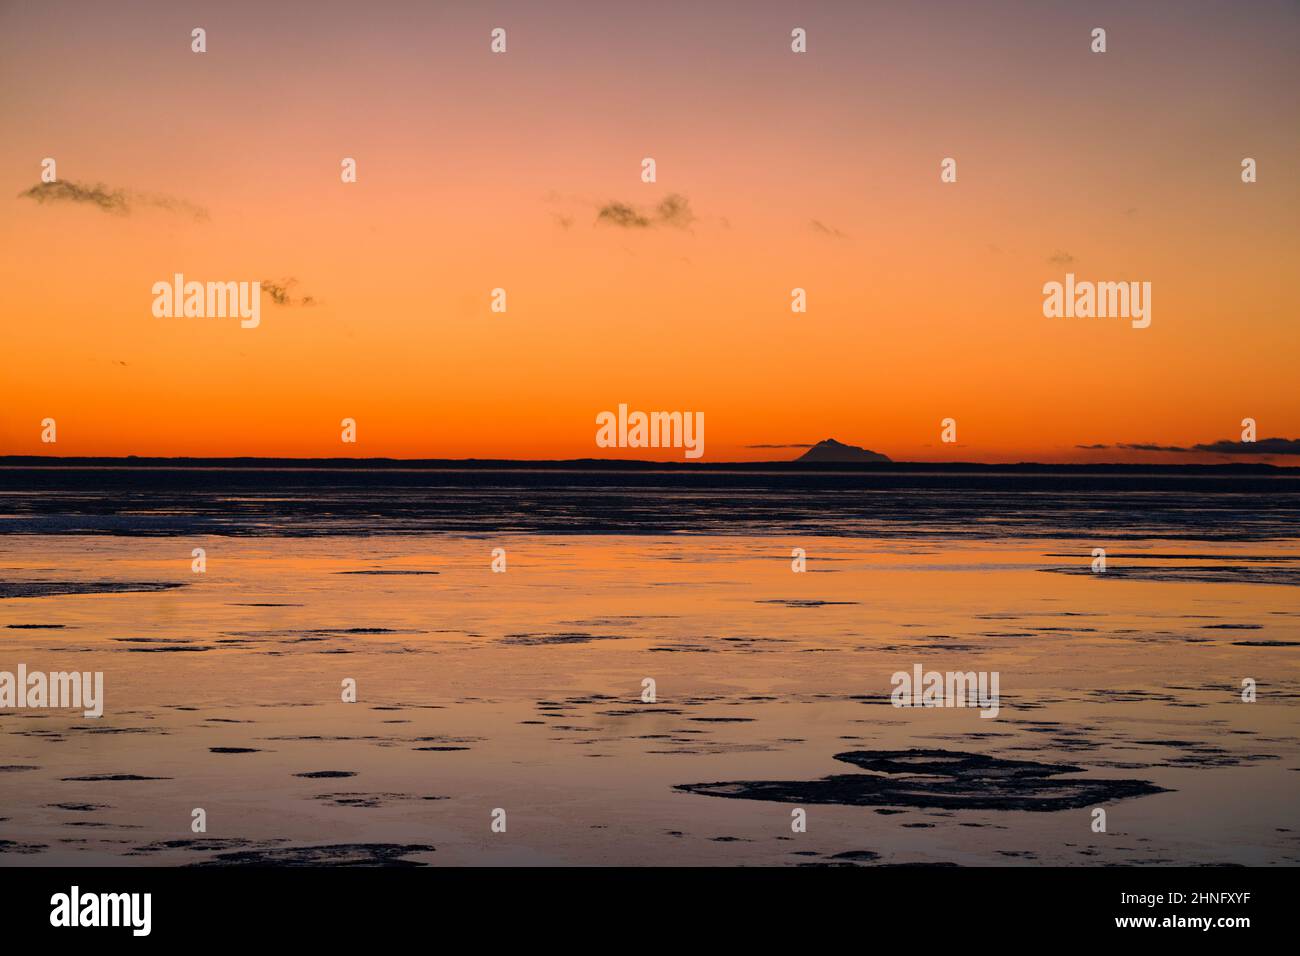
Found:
795,439 -> 891,463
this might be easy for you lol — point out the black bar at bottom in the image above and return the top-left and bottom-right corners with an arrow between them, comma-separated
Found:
0,865 -> 1284,942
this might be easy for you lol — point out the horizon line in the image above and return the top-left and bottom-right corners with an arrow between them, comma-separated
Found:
1,455 -> 1294,473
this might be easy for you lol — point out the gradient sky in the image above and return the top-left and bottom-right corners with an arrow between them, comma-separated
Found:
1,0 -> 1297,462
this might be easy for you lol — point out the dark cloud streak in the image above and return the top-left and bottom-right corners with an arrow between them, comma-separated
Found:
18,179 -> 208,220
596,194 -> 694,229
1078,438 -> 1300,456
261,278 -> 316,307
810,219 -> 847,239
596,201 -> 650,228
19,180 -> 128,214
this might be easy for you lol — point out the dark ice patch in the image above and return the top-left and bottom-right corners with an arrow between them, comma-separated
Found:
501,632 -> 626,646
189,843 -> 434,867
124,645 -> 213,653
0,581 -> 186,599
0,839 -> 47,854
293,770 -> 358,779
128,838 -> 280,856
757,599 -> 860,608
336,570 -> 440,575
313,793 -> 448,808
1041,566 -> 1300,587
675,749 -> 1168,811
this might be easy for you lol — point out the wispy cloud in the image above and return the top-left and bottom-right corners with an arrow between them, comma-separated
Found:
1078,438 -> 1300,456
140,192 -> 209,220
1120,442 -> 1186,452
261,278 -> 316,307
19,180 -> 128,214
1192,437 -> 1300,456
810,219 -> 848,239
596,201 -> 651,228
596,193 -> 695,229
18,179 -> 208,220
1047,250 -> 1075,265
656,194 -> 694,228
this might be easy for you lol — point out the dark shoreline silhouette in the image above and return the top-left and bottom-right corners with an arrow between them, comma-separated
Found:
1,458 -> 1295,539
1,455 -> 1294,474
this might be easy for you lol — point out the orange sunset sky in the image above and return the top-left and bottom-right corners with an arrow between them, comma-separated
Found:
1,0 -> 1297,463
